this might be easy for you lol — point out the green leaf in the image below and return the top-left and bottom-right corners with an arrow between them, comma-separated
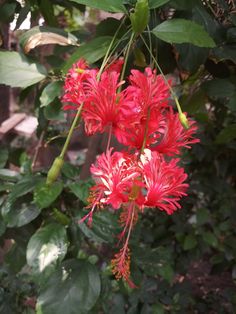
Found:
8,175 -> 42,203
20,26 -> 78,54
44,99 -> 65,121
134,246 -> 174,282
5,242 -> 26,273
196,208 -> 210,225
149,0 -> 170,9
0,148 -> 8,168
69,0 -> 126,13
68,181 -> 93,204
213,45 -> 236,63
203,232 -> 218,247
40,81 -> 62,107
152,19 -> 216,47
0,169 -> 20,181
77,210 -> 120,243
34,181 -> 63,209
0,51 -> 47,88
183,234 -> 197,250
215,124 -> 236,144
1,200 -> 41,227
27,223 -> 68,273
0,218 -> 6,237
203,78 -> 236,99
130,0 -> 149,34
62,36 -> 115,72
36,259 -> 101,314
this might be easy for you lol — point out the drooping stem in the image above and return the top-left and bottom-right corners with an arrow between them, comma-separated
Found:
60,104 -> 83,159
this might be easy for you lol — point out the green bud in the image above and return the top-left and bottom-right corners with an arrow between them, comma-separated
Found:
179,112 -> 190,130
130,0 -> 149,34
46,156 -> 64,186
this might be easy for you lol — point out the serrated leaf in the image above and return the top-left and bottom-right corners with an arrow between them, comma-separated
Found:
152,19 -> 216,47
203,78 -> 236,99
62,36 -> 115,72
69,0 -> 126,13
40,81 -> 62,107
34,181 -> 63,209
27,223 -> 68,273
36,259 -> 101,314
130,0 -> 149,34
149,0 -> 170,9
20,26 -> 79,53
0,51 -> 47,88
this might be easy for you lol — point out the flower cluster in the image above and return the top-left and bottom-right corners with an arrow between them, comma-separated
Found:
63,58 -> 199,287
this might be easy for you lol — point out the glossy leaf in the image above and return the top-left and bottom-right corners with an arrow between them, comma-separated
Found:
77,210 -> 120,243
27,223 -> 68,273
0,51 -> 47,88
69,0 -> 126,13
1,200 -> 41,228
152,19 -> 216,47
40,81 -> 62,107
34,181 -> 63,209
36,259 -> 101,314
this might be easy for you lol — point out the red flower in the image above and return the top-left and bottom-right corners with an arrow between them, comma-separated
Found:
89,148 -> 140,209
62,59 -> 94,110
82,69 -> 132,135
153,109 -> 200,156
140,149 -> 188,214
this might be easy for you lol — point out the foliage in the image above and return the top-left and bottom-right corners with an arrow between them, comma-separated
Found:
0,0 -> 236,313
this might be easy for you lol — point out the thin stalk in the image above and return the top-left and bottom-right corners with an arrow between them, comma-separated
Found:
97,18 -> 126,79
60,105 -> 83,159
140,34 -> 185,115
118,31 -> 136,92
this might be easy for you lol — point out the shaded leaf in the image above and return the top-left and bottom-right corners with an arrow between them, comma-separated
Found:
68,181 -> 93,203
77,210 -> 120,243
69,0 -> 126,13
203,232 -> 218,247
215,124 -> 236,144
149,0 -> 170,9
34,181 -> 63,209
152,19 -> 216,47
183,234 -> 197,250
36,259 -> 101,314
40,81 -> 62,107
62,36 -> 115,72
0,148 -> 8,168
0,51 -> 47,88
27,223 -> 68,273
1,200 -> 41,228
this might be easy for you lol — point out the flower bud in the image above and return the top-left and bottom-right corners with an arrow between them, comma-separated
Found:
179,112 -> 189,130
46,156 -> 64,186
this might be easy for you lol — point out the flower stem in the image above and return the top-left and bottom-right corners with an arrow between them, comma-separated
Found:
119,32 -> 136,89
60,105 -> 83,159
